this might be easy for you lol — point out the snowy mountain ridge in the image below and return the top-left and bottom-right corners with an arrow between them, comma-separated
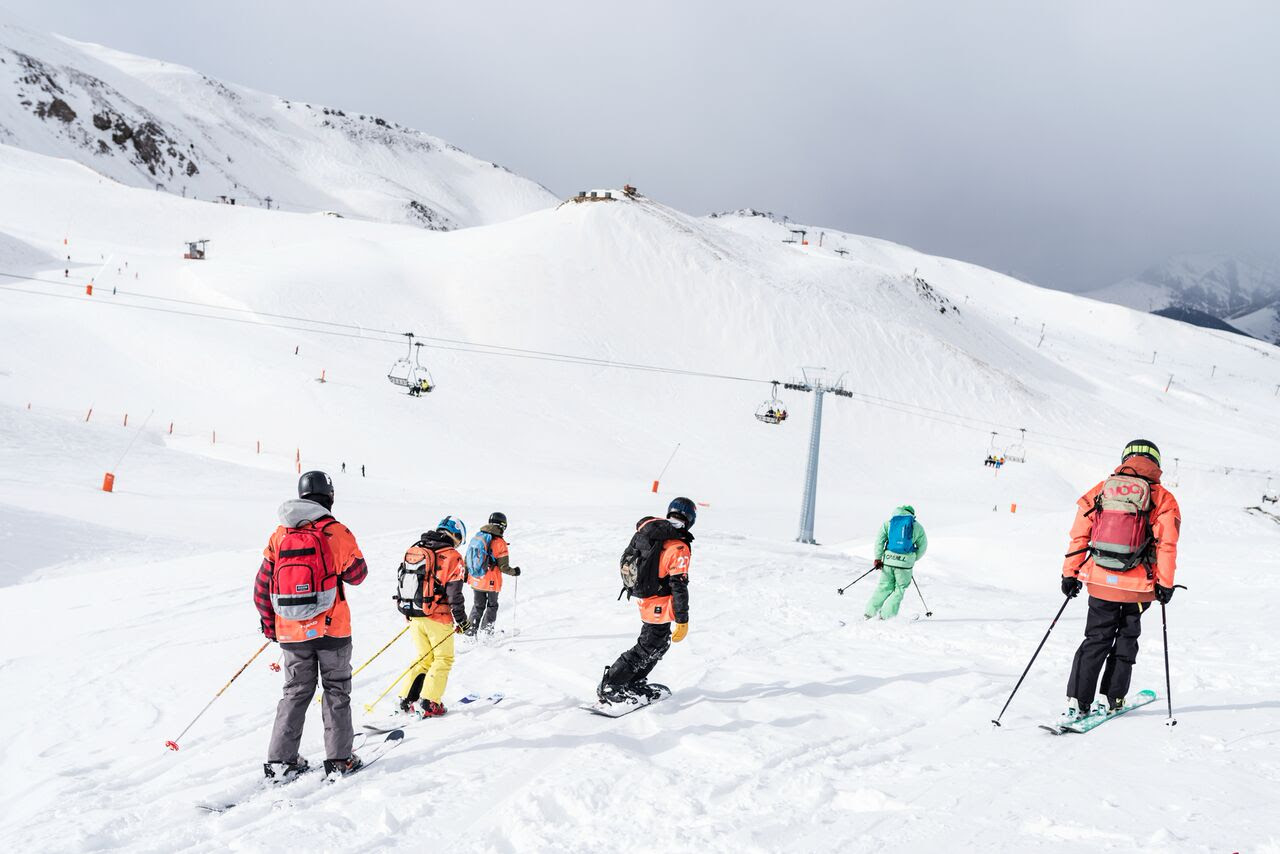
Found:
0,16 -> 557,228
1087,252 -> 1280,342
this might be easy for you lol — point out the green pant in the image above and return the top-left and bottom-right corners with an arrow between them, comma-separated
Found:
864,566 -> 914,619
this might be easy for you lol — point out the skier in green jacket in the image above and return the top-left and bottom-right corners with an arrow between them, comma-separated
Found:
864,505 -> 928,620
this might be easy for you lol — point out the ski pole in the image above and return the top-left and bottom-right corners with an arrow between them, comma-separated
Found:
512,576 -> 519,631
165,641 -> 269,750
991,595 -> 1074,727
269,651 -> 283,672
362,626 -> 458,714
315,624 -> 410,705
837,565 -> 877,595
911,576 -> 933,617
1161,585 -> 1187,727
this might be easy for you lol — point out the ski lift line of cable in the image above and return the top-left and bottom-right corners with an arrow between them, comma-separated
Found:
0,281 -> 764,384
0,271 -> 768,385
15,266 -> 1280,387
2,281 -> 1276,478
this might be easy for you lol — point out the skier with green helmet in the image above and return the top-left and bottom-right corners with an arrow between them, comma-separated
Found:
864,505 -> 928,620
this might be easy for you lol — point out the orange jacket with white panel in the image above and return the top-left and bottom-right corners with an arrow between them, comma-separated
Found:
1061,456 -> 1180,604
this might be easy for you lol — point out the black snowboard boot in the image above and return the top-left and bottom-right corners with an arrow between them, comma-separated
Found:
597,667 -> 634,704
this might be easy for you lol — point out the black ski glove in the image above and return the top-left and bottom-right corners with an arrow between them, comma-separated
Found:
873,559 -> 884,570
1154,583 -> 1174,604
1061,576 -> 1082,598
455,619 -> 474,635
510,566 -> 521,576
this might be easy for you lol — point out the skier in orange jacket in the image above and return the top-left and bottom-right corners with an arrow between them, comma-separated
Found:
465,512 -> 521,635
395,516 -> 470,718
1059,440 -> 1181,721
598,497 -> 695,704
254,471 -> 368,780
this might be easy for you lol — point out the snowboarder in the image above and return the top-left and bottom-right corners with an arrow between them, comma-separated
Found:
864,505 -> 928,620
341,462 -> 346,474
1059,439 -> 1181,722
253,470 -> 369,779
465,512 -> 521,635
394,517 -> 471,717
597,497 -> 696,703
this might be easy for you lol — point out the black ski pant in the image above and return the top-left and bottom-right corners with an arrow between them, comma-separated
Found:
605,622 -> 672,687
1066,596 -> 1148,708
469,589 -> 499,631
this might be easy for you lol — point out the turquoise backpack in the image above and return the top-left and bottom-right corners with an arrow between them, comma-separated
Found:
886,515 -> 915,554
465,532 -> 494,579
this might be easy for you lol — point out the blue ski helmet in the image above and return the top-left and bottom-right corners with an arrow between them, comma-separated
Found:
437,516 -> 466,544
667,496 -> 697,528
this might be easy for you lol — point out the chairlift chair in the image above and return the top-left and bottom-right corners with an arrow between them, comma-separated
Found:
387,333 -> 416,388
1004,428 -> 1027,463
406,343 -> 435,396
754,382 -> 789,424
983,431 -> 1006,468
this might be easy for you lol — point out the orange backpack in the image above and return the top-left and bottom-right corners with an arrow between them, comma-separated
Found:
394,544 -> 447,618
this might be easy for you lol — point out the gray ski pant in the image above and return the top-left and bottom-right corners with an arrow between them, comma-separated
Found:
267,640 -> 354,762
469,589 -> 500,630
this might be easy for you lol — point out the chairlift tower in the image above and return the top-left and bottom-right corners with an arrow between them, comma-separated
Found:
785,368 -> 854,544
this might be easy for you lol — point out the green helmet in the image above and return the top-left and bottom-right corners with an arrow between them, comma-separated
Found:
1122,439 -> 1161,466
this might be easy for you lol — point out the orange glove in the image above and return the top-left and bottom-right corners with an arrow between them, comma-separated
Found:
671,623 -> 689,643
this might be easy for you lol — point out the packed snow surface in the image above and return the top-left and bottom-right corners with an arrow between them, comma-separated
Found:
2,141 -> 1280,852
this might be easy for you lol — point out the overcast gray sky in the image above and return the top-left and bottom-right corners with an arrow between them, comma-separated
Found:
4,0 -> 1278,291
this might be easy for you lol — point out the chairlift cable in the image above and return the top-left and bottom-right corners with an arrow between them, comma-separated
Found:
1,276 -> 1275,479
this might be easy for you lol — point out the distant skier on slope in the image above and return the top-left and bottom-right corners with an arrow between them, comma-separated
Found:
253,470 -> 368,780
1058,439 -> 1181,724
464,512 -> 521,636
392,517 -> 471,718
864,505 -> 928,620
597,497 -> 696,704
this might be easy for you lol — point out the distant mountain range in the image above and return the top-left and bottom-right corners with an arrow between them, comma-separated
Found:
1086,253 -> 1280,343
0,16 -> 557,229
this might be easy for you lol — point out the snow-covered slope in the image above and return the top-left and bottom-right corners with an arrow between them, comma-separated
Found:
0,16 -> 556,228
1087,253 -> 1280,338
3,148 -> 1280,851
1233,303 -> 1280,345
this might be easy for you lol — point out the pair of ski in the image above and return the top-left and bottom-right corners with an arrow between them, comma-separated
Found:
1039,689 -> 1157,735
195,729 -> 405,813
361,692 -> 506,733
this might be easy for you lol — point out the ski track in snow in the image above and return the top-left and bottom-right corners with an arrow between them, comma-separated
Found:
0,139 -> 1279,851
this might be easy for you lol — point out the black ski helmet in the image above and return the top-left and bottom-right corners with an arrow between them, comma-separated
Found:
667,496 -> 697,528
489,511 -> 508,528
298,470 -> 335,510
1121,439 -> 1161,467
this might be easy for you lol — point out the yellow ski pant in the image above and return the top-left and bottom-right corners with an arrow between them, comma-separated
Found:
399,617 -> 455,703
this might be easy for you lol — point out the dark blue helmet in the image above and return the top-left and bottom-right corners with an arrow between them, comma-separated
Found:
667,496 -> 696,528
